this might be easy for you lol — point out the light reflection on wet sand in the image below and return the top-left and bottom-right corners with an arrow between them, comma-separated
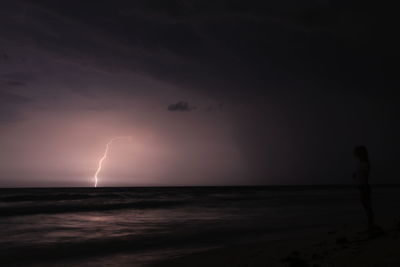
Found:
1,187 -> 400,266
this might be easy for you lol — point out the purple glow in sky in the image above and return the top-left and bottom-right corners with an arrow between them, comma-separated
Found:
93,136 -> 133,188
0,0 -> 399,187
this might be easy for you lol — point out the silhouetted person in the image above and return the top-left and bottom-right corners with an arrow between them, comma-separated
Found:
353,146 -> 376,231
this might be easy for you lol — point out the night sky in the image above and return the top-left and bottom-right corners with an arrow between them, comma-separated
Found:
0,0 -> 399,187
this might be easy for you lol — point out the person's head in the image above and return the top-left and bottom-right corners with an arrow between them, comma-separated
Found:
354,146 -> 369,162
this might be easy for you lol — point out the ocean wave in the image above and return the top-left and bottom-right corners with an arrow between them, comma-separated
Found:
0,225 -> 266,265
0,200 -> 186,217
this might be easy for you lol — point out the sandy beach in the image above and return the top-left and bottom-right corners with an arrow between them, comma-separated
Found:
151,221 -> 400,267
2,186 -> 400,267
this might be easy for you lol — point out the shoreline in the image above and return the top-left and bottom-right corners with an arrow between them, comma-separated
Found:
150,222 -> 400,267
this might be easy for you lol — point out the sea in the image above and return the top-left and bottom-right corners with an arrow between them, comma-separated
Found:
1,186 -> 399,266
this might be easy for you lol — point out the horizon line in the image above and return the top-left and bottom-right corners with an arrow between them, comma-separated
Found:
0,183 -> 400,189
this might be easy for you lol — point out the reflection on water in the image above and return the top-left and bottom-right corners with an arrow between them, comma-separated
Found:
1,186 -> 400,266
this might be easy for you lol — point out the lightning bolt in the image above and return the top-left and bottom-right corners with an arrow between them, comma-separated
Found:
94,136 -> 132,188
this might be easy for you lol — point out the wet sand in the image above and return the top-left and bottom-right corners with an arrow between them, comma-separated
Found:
150,222 -> 400,267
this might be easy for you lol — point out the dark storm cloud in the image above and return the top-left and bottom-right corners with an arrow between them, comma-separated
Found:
3,0 -> 395,96
0,52 -> 9,62
0,0 -> 325,91
0,72 -> 34,87
3,72 -> 35,83
1,0 -> 399,183
206,103 -> 224,112
0,80 -> 26,87
0,70 -> 33,123
0,91 -> 29,104
0,90 -> 31,123
167,101 -> 194,112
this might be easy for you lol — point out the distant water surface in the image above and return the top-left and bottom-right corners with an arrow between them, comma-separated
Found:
1,186 -> 400,266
